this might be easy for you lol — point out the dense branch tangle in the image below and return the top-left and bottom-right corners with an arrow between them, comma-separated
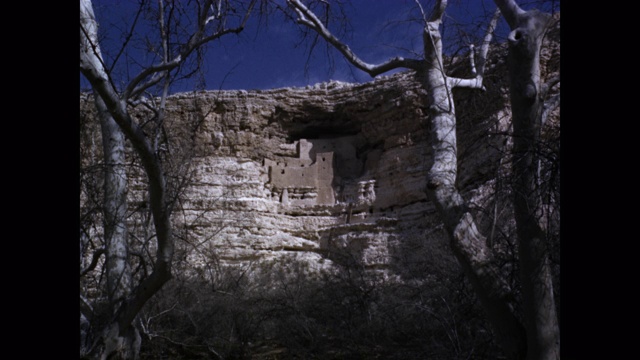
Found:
80,1 -> 258,359
494,1 -> 560,359
286,1 -> 529,359
287,0 -> 496,87
124,0 -> 257,100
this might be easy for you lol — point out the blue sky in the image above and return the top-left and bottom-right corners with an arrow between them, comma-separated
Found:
81,0 -> 558,94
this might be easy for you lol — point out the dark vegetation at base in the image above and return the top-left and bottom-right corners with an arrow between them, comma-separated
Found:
137,254 -> 503,360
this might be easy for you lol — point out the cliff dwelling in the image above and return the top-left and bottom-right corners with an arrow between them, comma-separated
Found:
264,139 -> 335,206
264,136 -> 376,208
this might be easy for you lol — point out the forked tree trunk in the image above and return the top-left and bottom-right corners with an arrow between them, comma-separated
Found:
419,7 -> 527,359
493,1 -> 559,359
96,96 -> 132,309
94,95 -> 141,360
81,0 -> 257,358
80,1 -> 167,358
285,0 -> 530,357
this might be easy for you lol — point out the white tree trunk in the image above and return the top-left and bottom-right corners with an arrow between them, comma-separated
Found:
493,1 -> 560,359
81,0 -> 257,357
95,95 -> 140,360
81,1 -> 170,358
420,8 -> 527,358
95,96 -> 131,308
286,1 -> 528,357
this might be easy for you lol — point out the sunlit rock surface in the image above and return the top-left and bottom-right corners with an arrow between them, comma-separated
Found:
80,26 -> 559,279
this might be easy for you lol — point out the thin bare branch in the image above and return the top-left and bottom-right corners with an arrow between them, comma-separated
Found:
124,0 -> 257,99
158,0 -> 169,64
540,74 -> 560,99
448,8 -> 500,91
205,0 -> 223,24
493,0 -> 525,29
469,44 -> 478,76
80,294 -> 95,319
108,1 -> 145,74
477,8 -> 501,77
413,0 -> 428,26
287,0 -> 422,76
80,6 -> 117,94
429,0 -> 448,23
80,247 -> 106,278
541,93 -> 559,127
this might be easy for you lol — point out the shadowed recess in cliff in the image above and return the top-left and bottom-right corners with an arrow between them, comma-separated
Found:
281,105 -> 362,142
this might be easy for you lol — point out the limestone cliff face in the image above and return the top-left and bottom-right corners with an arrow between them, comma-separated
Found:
90,73 -> 503,277
80,27 -> 559,279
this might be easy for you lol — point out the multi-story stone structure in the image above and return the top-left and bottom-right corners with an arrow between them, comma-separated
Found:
264,139 -> 335,207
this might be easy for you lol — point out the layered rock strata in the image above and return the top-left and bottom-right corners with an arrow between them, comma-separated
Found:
151,73 -> 497,277
80,28 -> 559,279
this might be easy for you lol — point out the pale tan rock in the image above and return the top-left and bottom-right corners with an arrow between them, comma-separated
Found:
80,33 -> 560,278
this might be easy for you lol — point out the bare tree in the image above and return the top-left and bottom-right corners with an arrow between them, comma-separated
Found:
494,1 -> 560,359
80,1 -> 257,358
286,1 -> 559,359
